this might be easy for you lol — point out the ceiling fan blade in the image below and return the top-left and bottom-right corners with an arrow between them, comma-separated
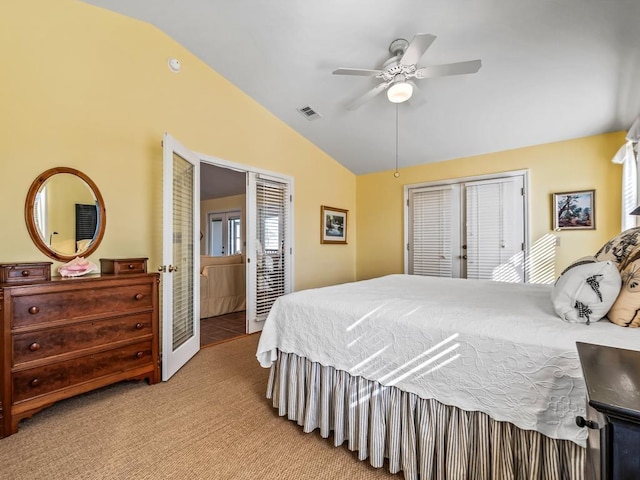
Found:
333,68 -> 382,76
400,33 -> 436,65
345,82 -> 391,110
415,59 -> 482,79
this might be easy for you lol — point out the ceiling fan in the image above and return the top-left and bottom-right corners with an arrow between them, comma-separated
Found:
333,34 -> 482,110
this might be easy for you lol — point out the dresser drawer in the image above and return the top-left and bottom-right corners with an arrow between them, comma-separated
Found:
100,258 -> 148,275
0,262 -> 52,284
12,341 -> 154,403
11,283 -> 153,328
12,313 -> 153,366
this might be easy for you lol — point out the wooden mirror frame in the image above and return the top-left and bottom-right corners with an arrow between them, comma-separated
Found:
24,167 -> 106,261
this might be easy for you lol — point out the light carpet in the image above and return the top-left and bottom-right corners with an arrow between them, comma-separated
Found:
0,334 -> 397,479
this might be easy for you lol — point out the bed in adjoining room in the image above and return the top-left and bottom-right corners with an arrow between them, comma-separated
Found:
255,254 -> 640,480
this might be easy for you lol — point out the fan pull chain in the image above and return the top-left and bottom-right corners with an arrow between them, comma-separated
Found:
394,103 -> 400,178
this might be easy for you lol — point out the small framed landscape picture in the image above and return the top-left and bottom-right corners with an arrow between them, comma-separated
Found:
553,190 -> 595,230
321,205 -> 348,244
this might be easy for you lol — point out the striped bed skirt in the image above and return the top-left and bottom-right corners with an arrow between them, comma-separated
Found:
267,351 -> 585,480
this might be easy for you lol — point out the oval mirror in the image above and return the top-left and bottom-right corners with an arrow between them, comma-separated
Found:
24,167 -> 106,262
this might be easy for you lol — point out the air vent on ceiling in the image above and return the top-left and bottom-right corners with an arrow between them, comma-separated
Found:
297,105 -> 322,121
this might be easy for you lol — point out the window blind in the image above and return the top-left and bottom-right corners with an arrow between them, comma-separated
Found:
465,177 -> 523,282
172,152 -> 195,350
409,185 -> 454,277
75,203 -> 98,244
256,177 -> 289,319
407,173 -> 525,282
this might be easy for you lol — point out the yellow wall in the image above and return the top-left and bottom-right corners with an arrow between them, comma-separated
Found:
356,133 -> 625,281
0,0 -> 356,290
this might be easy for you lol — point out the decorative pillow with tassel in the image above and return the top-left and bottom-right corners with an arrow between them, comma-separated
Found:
607,260 -> 640,327
551,256 -> 621,324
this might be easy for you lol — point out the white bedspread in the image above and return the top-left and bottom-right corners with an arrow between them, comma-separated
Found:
256,274 -> 640,447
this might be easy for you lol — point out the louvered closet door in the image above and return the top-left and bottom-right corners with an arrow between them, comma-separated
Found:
408,185 -> 461,277
464,176 -> 525,282
246,173 -> 292,334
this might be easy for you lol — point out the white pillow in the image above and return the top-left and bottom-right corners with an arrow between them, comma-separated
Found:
551,257 -> 621,324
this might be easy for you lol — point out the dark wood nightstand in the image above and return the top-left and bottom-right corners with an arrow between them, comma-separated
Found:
577,342 -> 640,480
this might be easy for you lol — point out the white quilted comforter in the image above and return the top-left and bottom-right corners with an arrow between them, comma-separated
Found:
256,274 -> 640,447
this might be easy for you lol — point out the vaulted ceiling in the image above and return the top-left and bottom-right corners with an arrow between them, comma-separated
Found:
83,0 -> 640,175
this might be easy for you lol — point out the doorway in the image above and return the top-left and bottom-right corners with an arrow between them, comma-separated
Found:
162,134 -> 294,377
197,162 -> 294,346
199,163 -> 247,347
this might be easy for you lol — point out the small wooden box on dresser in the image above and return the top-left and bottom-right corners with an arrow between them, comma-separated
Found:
577,342 -> 640,480
0,260 -> 160,439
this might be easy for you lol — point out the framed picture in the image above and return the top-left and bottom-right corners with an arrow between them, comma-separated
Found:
321,205 -> 348,244
553,190 -> 595,230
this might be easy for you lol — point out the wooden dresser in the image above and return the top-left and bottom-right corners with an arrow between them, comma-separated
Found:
577,342 -> 640,480
0,270 -> 160,438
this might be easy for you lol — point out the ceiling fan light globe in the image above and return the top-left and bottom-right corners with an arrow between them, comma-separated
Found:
387,82 -> 413,103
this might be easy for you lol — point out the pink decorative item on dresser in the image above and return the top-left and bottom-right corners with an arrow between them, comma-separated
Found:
57,257 -> 98,277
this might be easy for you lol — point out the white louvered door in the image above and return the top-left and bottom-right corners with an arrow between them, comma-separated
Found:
464,176 -> 525,282
406,171 -> 527,282
246,173 -> 292,333
408,184 -> 461,277
161,133 -> 200,381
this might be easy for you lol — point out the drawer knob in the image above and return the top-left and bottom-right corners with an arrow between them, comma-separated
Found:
21,270 -> 30,277
28,306 -> 40,315
576,416 -> 598,429
29,342 -> 41,351
136,351 -> 144,359
134,293 -> 143,301
30,378 -> 41,387
128,264 -> 135,269
135,322 -> 144,330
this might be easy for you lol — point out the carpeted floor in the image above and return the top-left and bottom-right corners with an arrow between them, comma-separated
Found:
0,334 -> 398,480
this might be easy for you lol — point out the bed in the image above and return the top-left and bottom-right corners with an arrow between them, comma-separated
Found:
256,273 -> 640,479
